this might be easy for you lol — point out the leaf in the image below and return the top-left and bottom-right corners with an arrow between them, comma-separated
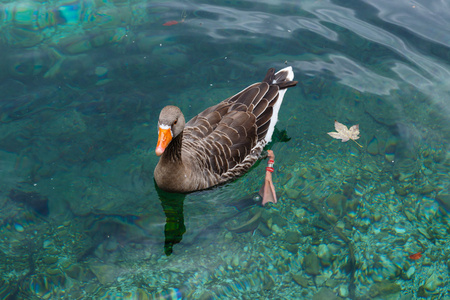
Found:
327,120 -> 362,147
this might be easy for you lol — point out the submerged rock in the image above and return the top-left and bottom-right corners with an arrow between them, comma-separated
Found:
317,244 -> 332,267
436,192 -> 450,212
312,287 -> 338,300
292,273 -> 309,287
8,189 -> 49,216
369,281 -> 401,298
89,262 -> 122,285
367,136 -> 379,155
303,252 -> 321,276
283,231 -> 301,244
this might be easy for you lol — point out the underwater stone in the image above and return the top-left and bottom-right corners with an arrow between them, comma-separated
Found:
325,194 -> 347,215
424,273 -> 441,291
317,244 -> 332,267
9,189 -> 49,216
257,222 -> 272,237
43,256 -> 58,264
405,266 -> 415,279
89,263 -> 122,285
231,255 -> 239,268
285,244 -> 299,254
367,136 -> 379,155
436,192 -> 450,212
384,137 -> 398,163
312,287 -> 338,300
291,273 -> 309,288
263,274 -> 275,290
338,285 -> 349,297
270,212 -> 288,228
394,184 -> 408,196
369,281 -> 401,298
64,263 -> 83,280
283,231 -> 301,244
14,223 -> 24,232
418,184 -> 435,195
285,188 -> 301,199
303,253 -> 321,276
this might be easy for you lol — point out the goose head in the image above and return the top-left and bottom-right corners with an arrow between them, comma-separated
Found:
155,105 -> 186,156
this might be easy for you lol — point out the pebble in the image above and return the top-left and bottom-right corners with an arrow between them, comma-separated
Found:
231,255 -> 239,268
43,256 -> 58,264
436,192 -> 450,212
317,244 -> 332,266
369,281 -> 401,297
405,266 -> 415,279
367,136 -> 379,155
303,253 -> 321,276
338,285 -> 349,297
424,273 -> 441,291
284,231 -> 301,244
14,223 -> 24,232
285,188 -> 301,199
312,287 -> 338,300
292,273 -> 309,287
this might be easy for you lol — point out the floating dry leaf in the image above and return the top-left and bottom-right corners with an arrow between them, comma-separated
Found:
328,120 -> 362,147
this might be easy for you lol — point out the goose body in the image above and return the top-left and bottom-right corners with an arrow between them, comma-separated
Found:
154,67 -> 297,193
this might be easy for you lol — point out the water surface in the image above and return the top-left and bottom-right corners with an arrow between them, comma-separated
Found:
1,0 -> 449,299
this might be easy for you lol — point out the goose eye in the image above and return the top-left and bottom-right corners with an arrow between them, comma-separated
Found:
173,120 -> 178,125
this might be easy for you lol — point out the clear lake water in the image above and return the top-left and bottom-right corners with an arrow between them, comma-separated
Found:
0,0 -> 450,299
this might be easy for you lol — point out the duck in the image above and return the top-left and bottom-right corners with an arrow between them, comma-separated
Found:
154,66 -> 297,201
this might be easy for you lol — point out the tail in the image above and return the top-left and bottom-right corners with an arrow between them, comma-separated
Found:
263,66 -> 297,89
263,66 -> 297,143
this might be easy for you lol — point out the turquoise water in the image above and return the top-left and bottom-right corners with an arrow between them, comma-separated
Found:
1,0 -> 449,299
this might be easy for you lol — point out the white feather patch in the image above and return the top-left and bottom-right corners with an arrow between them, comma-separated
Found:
264,66 -> 294,143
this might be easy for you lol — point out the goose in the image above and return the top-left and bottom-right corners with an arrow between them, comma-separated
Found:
154,66 -> 297,204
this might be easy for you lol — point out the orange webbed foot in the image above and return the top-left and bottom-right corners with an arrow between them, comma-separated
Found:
259,150 -> 277,206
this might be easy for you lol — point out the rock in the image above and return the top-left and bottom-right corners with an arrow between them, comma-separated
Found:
285,188 -> 301,199
43,256 -> 58,264
405,266 -> 415,280
8,189 -> 49,216
436,192 -> 450,212
325,278 -> 339,288
284,231 -> 301,244
424,273 -> 441,291
14,223 -> 24,232
285,244 -> 299,254
317,244 -> 332,267
418,184 -> 435,195
394,183 -> 408,196
263,274 -> 275,290
231,255 -> 239,268
369,281 -> 401,298
89,262 -> 122,285
292,273 -> 309,287
384,137 -> 398,163
325,194 -> 347,215
257,222 -> 272,237
417,285 -> 427,298
312,287 -> 338,300
303,253 -> 321,276
338,285 -> 349,297
367,136 -> 379,155
270,212 -> 288,228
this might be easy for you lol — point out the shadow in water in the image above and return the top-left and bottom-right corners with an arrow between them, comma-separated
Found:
155,179 -> 266,256
155,182 -> 187,256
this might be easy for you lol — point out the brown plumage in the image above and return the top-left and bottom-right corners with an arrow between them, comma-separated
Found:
154,67 -> 297,193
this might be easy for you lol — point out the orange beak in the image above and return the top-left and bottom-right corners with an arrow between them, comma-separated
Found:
155,126 -> 172,156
